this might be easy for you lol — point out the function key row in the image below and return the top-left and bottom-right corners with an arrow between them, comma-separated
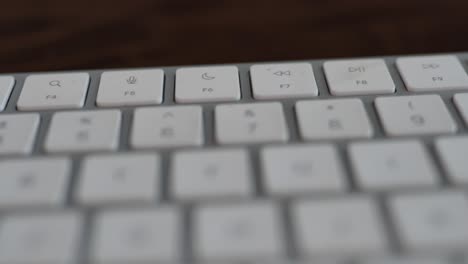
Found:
1,55 -> 468,111
0,94 -> 466,155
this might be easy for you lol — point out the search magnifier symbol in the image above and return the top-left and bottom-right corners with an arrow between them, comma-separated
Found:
49,80 -> 61,87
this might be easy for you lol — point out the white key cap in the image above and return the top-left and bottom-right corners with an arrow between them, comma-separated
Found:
175,66 -> 240,103
349,140 -> 438,191
0,158 -> 71,209
17,73 -> 90,110
261,144 -> 346,195
250,63 -> 318,99
131,106 -> 203,148
389,191 -> 468,252
296,99 -> 373,140
96,69 -> 164,107
436,136 -> 468,185
172,148 -> 251,200
0,212 -> 82,264
453,93 -> 468,125
0,76 -> 14,111
0,113 -> 40,155
76,153 -> 160,206
396,55 -> 468,92
375,95 -> 456,136
215,102 -> 288,144
293,196 -> 387,258
324,59 -> 395,95
92,207 -> 180,264
45,110 -> 121,153
194,201 -> 284,261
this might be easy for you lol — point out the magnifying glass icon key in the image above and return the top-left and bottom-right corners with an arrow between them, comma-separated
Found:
49,80 -> 61,87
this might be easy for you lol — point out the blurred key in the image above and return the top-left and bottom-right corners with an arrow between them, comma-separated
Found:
0,76 -> 14,111
0,113 -> 40,155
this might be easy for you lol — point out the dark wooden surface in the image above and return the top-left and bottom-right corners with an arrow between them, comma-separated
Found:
1,0 -> 468,73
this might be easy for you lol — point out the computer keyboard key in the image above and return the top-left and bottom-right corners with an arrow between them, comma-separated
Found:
375,95 -> 456,136
453,93 -> 468,125
389,191 -> 468,252
76,153 -> 160,206
364,257 -> 449,264
293,196 -> 387,258
172,148 -> 251,200
349,140 -> 438,191
175,66 -> 240,103
131,106 -> 203,148
396,55 -> 468,92
0,212 -> 82,264
323,59 -> 395,95
436,136 -> 468,185
261,144 -> 346,195
250,63 -> 318,99
96,69 -> 164,107
45,110 -> 121,153
91,207 -> 180,264
215,102 -> 288,144
296,98 -> 373,140
0,113 -> 40,155
0,76 -> 14,111
194,202 -> 284,261
0,157 -> 71,209
17,73 -> 90,110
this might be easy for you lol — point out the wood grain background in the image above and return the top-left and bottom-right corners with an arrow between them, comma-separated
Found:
1,0 -> 468,73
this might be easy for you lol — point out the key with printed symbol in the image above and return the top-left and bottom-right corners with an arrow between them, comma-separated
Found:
324,59 -> 395,95
131,105 -> 203,148
175,66 -> 240,103
261,144 -> 346,195
215,102 -> 288,144
396,55 -> 468,92
375,95 -> 456,136
17,73 -> 90,110
91,207 -> 180,264
96,69 -> 164,107
349,140 -> 438,191
172,148 -> 251,200
0,113 -> 40,155
389,191 -> 468,252
0,76 -> 14,111
250,63 -> 318,99
75,153 -> 160,206
296,98 -> 373,140
45,110 -> 121,153
0,212 -> 83,264
0,158 -> 71,209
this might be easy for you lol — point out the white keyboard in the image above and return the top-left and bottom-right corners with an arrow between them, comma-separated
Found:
1,54 -> 468,264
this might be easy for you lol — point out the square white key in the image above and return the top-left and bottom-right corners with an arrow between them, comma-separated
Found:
92,207 -> 180,264
396,55 -> 468,92
175,66 -> 240,103
0,113 -> 40,155
131,105 -> 203,148
293,196 -> 387,258
250,63 -> 318,99
435,136 -> 468,185
45,110 -> 121,153
261,144 -> 346,195
296,98 -> 373,140
0,212 -> 82,264
453,93 -> 468,125
96,69 -> 164,107
349,140 -> 438,191
375,95 -> 456,136
0,76 -> 14,111
17,73 -> 90,110
324,59 -> 395,95
215,102 -> 288,144
76,153 -> 160,206
0,157 -> 71,209
389,191 -> 468,252
194,201 -> 284,261
172,148 -> 251,200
